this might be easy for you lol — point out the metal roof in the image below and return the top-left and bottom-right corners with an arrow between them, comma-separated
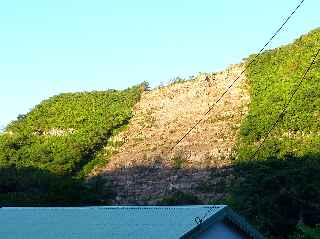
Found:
0,205 -> 227,239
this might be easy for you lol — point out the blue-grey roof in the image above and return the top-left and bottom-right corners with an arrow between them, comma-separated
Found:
0,205 -> 227,239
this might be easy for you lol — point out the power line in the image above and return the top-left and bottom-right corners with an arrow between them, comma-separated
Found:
183,0 -> 308,226
251,47 -> 320,160
170,0 -> 306,152
197,46 -> 320,225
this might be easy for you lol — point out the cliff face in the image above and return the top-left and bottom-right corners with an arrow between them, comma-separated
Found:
92,64 -> 250,205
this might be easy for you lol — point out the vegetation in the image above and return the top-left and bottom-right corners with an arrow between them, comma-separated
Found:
0,83 -> 146,204
1,24 -> 319,239
238,28 -> 320,161
171,153 -> 186,169
159,190 -> 202,205
0,166 -> 104,206
290,224 -> 320,239
232,28 -> 320,238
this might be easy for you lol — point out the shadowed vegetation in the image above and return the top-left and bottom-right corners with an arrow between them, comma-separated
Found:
231,155 -> 320,238
0,166 -> 111,206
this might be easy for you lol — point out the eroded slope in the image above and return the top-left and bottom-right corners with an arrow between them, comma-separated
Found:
93,64 -> 250,204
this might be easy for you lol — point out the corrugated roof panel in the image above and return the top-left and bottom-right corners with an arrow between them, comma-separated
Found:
0,205 -> 226,239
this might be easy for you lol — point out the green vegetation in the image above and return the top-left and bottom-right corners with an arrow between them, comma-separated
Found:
171,153 -> 186,169
238,28 -> 320,160
0,166 -> 103,206
232,28 -> 320,238
290,224 -> 320,239
0,24 -> 319,238
159,190 -> 202,205
0,83 -> 146,205
232,155 -> 320,238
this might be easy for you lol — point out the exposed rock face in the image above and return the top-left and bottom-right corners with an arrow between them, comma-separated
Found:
33,128 -> 76,137
43,128 -> 75,136
93,64 -> 250,205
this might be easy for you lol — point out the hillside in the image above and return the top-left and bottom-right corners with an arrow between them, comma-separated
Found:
232,28 -> 320,238
0,85 -> 145,204
0,28 -> 319,238
91,28 -> 320,237
90,64 -> 249,205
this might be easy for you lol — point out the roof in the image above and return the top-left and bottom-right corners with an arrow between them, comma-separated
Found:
0,205 -> 264,239
181,206 -> 265,239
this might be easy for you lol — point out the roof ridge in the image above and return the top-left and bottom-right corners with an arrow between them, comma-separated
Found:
100,205 -> 226,210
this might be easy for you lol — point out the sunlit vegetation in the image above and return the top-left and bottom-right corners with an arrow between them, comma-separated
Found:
0,24 -> 319,239
232,28 -> 320,238
0,83 -> 146,204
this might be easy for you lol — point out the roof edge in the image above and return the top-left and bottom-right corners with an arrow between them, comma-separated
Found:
179,206 -> 265,239
180,205 -> 228,239
225,207 -> 265,239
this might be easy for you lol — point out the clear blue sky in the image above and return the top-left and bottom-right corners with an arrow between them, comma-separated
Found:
0,0 -> 319,128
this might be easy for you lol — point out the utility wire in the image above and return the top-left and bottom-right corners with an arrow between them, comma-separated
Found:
170,0 -> 306,152
196,46 -> 320,225
251,47 -> 320,160
185,0 -> 308,225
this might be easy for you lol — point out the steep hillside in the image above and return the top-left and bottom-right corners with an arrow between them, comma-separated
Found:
0,85 -> 144,204
91,64 -> 249,204
238,28 -> 320,160
232,28 -> 320,238
88,28 -> 320,238
0,28 -> 319,238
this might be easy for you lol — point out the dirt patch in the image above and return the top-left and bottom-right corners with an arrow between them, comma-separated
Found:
92,64 -> 250,205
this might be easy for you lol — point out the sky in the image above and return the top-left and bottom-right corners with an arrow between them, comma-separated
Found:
0,0 -> 319,128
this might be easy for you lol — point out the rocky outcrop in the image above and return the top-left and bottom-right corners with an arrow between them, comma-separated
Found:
92,64 -> 250,205
33,128 -> 76,137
